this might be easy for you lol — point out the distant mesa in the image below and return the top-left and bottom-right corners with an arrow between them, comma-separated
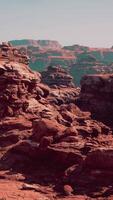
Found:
9,39 -> 62,50
9,39 -> 113,86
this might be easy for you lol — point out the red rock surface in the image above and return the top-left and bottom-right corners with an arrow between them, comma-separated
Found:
41,65 -> 75,88
78,74 -> 113,126
0,42 -> 113,199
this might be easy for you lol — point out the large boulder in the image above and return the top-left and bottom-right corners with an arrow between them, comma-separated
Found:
84,148 -> 113,170
78,74 -> 113,126
32,118 -> 65,142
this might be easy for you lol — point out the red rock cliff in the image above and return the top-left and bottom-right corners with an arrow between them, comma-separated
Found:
78,74 -> 113,126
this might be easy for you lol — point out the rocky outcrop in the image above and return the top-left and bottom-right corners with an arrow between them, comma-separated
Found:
43,66 -> 79,105
0,42 -> 52,118
41,65 -> 75,88
47,87 -> 80,106
78,74 -> 113,126
0,42 -> 30,65
64,146 -> 113,198
1,42 -> 113,199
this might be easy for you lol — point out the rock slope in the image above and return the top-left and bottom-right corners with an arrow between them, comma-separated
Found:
0,42 -> 113,199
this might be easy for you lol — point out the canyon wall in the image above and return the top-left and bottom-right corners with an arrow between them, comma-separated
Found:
0,42 -> 113,199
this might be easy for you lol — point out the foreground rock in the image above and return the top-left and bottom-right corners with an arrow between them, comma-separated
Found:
0,178 -> 52,200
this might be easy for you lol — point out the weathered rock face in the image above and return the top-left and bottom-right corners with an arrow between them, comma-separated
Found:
1,43 -> 113,199
0,42 -> 30,65
0,42 -> 51,118
41,65 -> 75,88
32,118 -> 65,142
77,74 -> 113,126
47,87 -> 80,106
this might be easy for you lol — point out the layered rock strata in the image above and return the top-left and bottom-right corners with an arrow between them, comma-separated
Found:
0,43 -> 113,199
41,65 -> 75,88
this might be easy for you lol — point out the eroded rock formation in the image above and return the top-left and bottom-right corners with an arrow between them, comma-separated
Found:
0,43 -> 113,199
41,65 -> 75,88
0,42 -> 29,64
78,74 -> 113,126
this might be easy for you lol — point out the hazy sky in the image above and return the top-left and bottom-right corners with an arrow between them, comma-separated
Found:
0,0 -> 113,47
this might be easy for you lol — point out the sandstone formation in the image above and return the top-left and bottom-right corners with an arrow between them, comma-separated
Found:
0,42 -> 113,199
0,42 -> 29,65
41,65 -> 79,106
41,65 -> 75,88
78,74 -> 113,126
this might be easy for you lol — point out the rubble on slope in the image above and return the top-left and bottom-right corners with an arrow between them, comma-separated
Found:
0,42 -> 113,199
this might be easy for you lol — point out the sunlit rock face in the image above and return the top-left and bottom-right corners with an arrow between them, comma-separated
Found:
0,42 -> 45,118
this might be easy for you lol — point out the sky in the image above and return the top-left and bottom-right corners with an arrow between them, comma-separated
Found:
0,0 -> 113,47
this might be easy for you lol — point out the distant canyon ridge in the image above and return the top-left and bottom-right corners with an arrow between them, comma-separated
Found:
9,39 -> 113,85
